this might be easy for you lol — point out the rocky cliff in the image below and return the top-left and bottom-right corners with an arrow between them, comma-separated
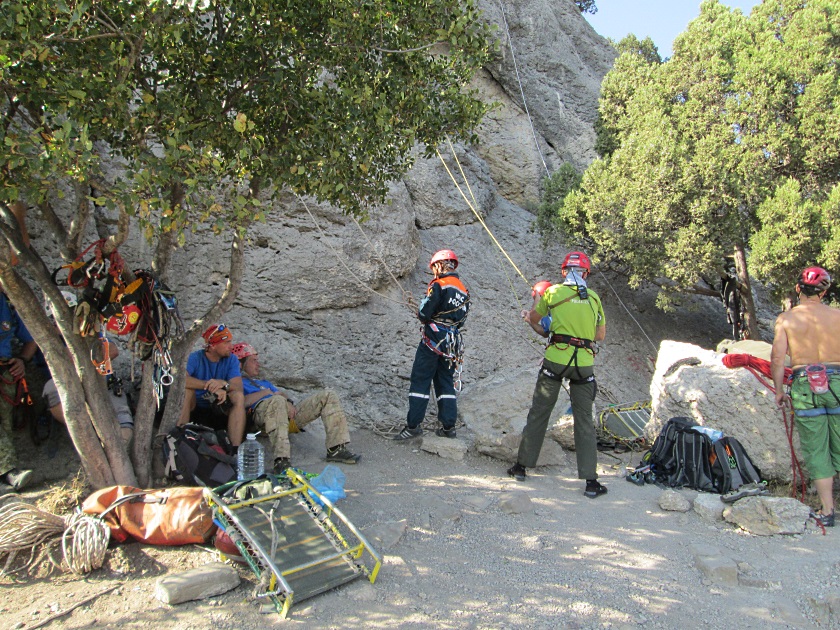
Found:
30,1 -> 734,448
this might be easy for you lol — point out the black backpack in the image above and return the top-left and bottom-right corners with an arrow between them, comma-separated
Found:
645,416 -> 695,480
669,428 -> 716,492
162,423 -> 237,487
710,436 -> 763,494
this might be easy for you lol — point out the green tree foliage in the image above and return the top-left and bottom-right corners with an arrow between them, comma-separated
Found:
0,0 -> 492,487
562,0 -> 840,335
536,164 -> 582,244
595,35 -> 662,158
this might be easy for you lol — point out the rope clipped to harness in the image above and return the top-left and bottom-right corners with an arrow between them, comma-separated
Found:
721,353 -> 806,501
421,323 -> 466,392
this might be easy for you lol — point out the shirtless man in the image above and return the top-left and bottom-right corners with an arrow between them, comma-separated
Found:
771,266 -> 840,526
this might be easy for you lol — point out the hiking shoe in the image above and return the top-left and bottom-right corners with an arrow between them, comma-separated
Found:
4,469 -> 33,491
720,482 -> 770,504
813,510 -> 835,528
326,444 -> 361,464
435,427 -> 457,438
584,480 -> 608,499
272,457 -> 291,475
393,426 -> 423,441
507,463 -> 527,482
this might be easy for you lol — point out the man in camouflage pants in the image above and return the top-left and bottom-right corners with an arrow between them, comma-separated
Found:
232,342 -> 360,474
0,292 -> 40,493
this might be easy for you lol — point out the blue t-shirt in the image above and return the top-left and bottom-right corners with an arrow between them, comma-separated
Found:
241,376 -> 279,411
0,294 -> 34,359
186,350 -> 241,407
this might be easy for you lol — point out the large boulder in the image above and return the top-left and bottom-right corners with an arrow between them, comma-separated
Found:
459,366 -> 569,466
647,341 -> 801,483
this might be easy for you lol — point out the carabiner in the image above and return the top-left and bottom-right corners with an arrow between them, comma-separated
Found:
90,332 -> 113,376
159,368 -> 174,387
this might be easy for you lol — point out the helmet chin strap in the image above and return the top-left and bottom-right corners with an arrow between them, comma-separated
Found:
563,268 -> 588,287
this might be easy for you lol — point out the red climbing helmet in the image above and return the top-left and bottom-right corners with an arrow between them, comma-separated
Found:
799,266 -> 832,291
202,323 -> 232,346
561,251 -> 591,273
232,342 -> 257,360
532,281 -> 552,297
429,249 -> 459,269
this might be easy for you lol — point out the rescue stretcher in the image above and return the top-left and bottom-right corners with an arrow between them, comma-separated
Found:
205,469 -> 381,618
598,400 -> 651,448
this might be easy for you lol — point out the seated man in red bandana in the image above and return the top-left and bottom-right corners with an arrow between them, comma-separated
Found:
178,323 -> 247,447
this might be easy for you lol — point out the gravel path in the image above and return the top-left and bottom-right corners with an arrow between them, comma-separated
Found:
3,421 -> 837,630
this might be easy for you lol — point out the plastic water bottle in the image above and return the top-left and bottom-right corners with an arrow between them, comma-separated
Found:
692,426 -> 724,443
237,433 -> 265,481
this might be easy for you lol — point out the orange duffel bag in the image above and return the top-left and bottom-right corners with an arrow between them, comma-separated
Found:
82,485 -> 217,545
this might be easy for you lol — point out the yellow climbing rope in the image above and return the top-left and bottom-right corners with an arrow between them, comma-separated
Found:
436,139 -> 530,289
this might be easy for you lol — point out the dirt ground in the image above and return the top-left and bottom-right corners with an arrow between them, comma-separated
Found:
2,412 -> 840,630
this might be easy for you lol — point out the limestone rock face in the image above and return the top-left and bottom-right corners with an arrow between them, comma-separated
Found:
403,147 -> 496,229
475,0 -> 616,203
647,341 -> 800,483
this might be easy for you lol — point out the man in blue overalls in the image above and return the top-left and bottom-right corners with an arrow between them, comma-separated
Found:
395,250 -> 470,440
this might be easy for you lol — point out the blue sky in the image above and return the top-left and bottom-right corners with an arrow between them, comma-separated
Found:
584,1 -> 762,59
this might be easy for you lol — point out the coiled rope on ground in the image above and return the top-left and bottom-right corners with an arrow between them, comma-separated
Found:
0,495 -> 109,576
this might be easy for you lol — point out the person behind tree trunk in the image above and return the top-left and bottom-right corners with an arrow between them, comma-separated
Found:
0,291 -> 40,494
394,249 -> 470,441
507,251 -> 608,499
178,323 -> 246,446
231,342 -> 359,473
771,266 -> 840,527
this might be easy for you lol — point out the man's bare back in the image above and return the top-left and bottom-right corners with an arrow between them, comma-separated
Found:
773,301 -> 840,368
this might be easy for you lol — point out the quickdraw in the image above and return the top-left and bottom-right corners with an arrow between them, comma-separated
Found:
128,270 -> 184,406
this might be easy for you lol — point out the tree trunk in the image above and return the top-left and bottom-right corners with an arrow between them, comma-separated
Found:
135,212 -> 247,486
0,202 -> 136,488
0,263 -> 116,488
733,243 -> 760,340
131,356 -> 160,488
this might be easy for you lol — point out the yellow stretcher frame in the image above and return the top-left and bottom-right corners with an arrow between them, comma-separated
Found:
597,400 -> 652,449
205,469 -> 381,618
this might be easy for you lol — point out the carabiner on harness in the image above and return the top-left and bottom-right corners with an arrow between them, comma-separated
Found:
453,361 -> 464,393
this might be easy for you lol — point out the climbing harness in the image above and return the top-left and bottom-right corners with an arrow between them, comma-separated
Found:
549,333 -> 596,353
421,322 -> 466,392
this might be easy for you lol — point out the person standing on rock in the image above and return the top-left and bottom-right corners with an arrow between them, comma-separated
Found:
395,249 -> 470,441
771,266 -> 840,527
507,251 -> 607,499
